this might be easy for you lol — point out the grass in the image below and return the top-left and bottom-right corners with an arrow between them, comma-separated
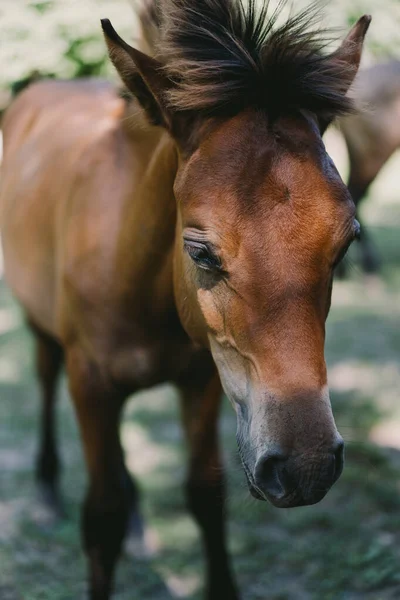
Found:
1,146 -> 400,599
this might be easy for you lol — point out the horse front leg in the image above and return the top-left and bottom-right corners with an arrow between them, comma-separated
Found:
178,363 -> 239,600
66,346 -> 136,600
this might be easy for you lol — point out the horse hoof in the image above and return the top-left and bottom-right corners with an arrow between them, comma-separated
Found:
206,577 -> 240,600
35,482 -> 66,524
207,588 -> 240,600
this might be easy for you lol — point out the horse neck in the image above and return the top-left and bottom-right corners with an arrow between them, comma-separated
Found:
116,112 -> 179,315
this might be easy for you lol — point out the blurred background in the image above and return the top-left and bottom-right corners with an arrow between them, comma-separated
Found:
1,1 -> 400,599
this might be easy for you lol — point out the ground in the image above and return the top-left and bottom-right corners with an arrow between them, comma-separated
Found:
0,141 -> 400,599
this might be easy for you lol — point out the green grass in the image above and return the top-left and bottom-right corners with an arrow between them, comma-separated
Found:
1,150 -> 400,599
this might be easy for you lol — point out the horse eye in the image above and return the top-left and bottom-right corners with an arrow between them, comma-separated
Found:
184,241 -> 222,271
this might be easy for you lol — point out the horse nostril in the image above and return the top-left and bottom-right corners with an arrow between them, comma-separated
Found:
252,439 -> 345,505
254,451 -> 289,500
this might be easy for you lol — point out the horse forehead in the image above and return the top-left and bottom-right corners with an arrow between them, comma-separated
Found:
201,110 -> 322,161
190,112 -> 329,195
190,145 -> 340,220
181,111 -> 349,233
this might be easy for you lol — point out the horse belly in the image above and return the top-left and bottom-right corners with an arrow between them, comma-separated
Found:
1,234 -> 57,334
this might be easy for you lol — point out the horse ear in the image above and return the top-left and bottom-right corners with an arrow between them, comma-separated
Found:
332,15 -> 371,93
319,15 -> 371,134
101,19 -> 172,128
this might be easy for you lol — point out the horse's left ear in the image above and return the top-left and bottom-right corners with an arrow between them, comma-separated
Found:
332,15 -> 371,92
101,19 -> 173,129
319,15 -> 371,134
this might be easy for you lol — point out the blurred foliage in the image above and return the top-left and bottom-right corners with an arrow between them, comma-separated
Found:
0,0 -> 399,102
0,0 -> 136,95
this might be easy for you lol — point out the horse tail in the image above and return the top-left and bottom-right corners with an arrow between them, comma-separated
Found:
136,0 -> 162,56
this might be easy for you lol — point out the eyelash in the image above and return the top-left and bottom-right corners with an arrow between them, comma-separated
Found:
185,222 -> 360,272
184,241 -> 222,271
333,220 -> 360,269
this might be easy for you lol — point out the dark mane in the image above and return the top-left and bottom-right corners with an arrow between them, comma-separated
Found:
149,0 -> 355,120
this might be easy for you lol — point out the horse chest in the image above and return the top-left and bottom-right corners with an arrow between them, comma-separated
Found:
109,337 -> 194,390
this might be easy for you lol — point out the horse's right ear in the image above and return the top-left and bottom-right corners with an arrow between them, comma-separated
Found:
101,19 -> 173,129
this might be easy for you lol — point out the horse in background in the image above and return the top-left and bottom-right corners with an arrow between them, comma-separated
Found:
337,60 -> 400,274
0,1 -> 370,598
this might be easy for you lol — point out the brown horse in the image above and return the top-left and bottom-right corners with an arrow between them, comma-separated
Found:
337,60 -> 400,274
0,1 -> 370,598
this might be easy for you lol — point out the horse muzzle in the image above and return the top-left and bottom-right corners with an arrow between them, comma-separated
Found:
242,438 -> 344,508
